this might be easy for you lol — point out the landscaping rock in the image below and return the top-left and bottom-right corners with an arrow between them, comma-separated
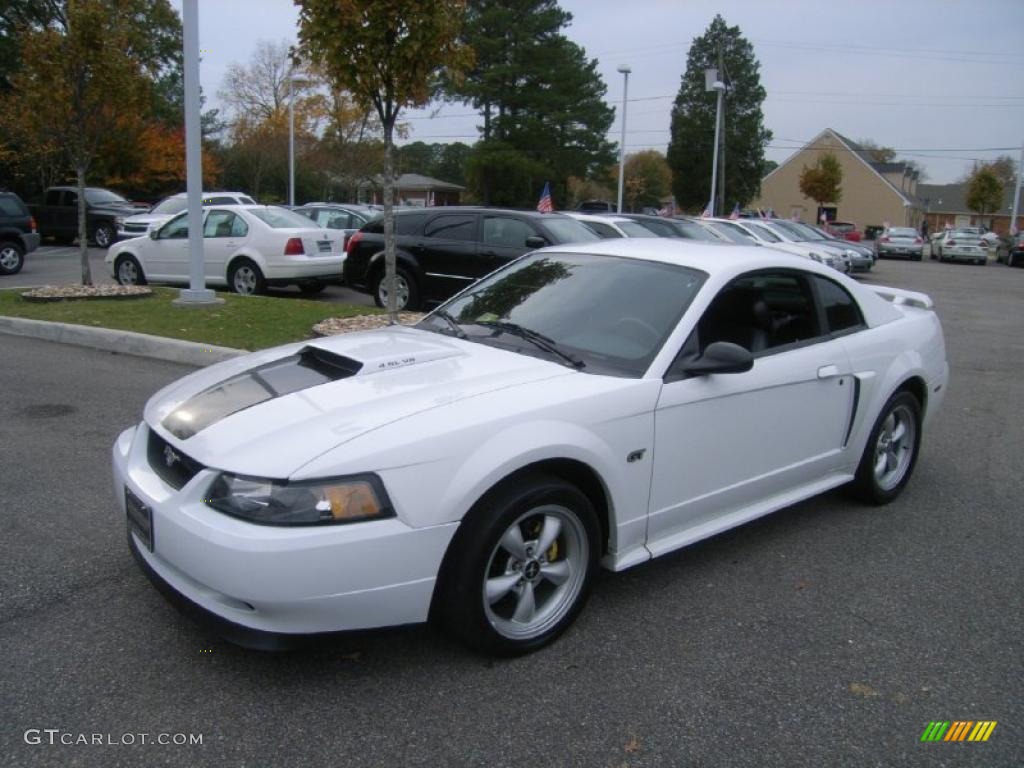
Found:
21,285 -> 153,302
311,312 -> 425,336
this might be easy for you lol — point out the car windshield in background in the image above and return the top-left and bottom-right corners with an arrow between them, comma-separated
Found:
151,197 -> 188,215
762,220 -> 803,239
84,189 -> 128,205
951,230 -> 982,240
617,221 -> 659,238
747,223 -> 782,242
670,218 -> 718,241
889,228 -> 917,238
422,252 -> 706,377
787,222 -> 827,240
540,217 -> 601,243
249,207 -> 319,229
706,221 -> 754,243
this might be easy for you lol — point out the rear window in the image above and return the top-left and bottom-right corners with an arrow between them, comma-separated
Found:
889,228 -> 917,237
84,188 -> 128,204
617,221 -> 658,238
249,207 -> 319,229
239,196 -> 257,205
0,195 -> 28,217
151,197 -> 188,215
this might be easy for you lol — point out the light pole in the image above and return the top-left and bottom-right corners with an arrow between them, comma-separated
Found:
175,0 -> 218,305
616,65 -> 631,213
1010,139 -> 1023,235
288,72 -> 308,207
705,67 -> 726,217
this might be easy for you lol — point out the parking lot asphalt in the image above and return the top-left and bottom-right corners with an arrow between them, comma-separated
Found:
6,244 -> 374,307
0,257 -> 1021,767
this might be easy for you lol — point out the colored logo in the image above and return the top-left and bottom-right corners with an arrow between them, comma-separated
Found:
920,721 -> 997,742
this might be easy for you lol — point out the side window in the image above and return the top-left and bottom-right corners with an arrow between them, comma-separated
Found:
483,217 -> 535,248
395,213 -> 427,236
63,190 -> 78,207
692,272 -> 821,356
424,214 -> 476,241
813,276 -> 864,335
204,210 -> 236,238
45,189 -> 63,206
318,210 -> 352,229
230,214 -> 249,237
159,213 -> 189,239
0,197 -> 24,216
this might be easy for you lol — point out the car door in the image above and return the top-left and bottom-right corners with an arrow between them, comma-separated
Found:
647,270 -> 855,554
202,209 -> 248,282
145,212 -> 190,279
416,212 -> 479,301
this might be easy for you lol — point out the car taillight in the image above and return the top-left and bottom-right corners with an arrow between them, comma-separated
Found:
284,237 -> 304,255
914,237 -> 922,244
947,240 -> 955,246
346,230 -> 363,255
29,216 -> 38,233
879,236 -> 889,243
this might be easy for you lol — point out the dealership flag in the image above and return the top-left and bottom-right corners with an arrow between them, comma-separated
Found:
820,210 -> 828,224
701,201 -> 713,218
536,182 -> 554,213
729,203 -> 741,220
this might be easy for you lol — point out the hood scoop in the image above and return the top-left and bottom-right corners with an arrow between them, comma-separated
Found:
162,346 -> 362,439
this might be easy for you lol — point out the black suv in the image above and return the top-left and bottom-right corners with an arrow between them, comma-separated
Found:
0,191 -> 40,275
343,207 -> 599,309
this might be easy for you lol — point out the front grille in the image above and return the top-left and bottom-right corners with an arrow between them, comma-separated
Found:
147,429 -> 204,490
124,224 -> 148,233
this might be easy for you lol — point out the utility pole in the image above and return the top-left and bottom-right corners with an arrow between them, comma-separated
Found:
717,47 -> 727,216
616,65 -> 631,213
1010,139 -> 1023,235
705,67 -> 726,216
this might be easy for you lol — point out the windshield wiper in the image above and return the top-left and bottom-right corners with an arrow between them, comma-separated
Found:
476,320 -> 585,369
429,309 -> 467,339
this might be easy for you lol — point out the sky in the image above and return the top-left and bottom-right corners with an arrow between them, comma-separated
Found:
171,0 -> 1024,185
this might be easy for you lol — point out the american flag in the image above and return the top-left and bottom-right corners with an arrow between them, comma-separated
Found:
657,200 -> 675,217
536,182 -> 553,213
700,201 -> 713,218
729,203 -> 741,220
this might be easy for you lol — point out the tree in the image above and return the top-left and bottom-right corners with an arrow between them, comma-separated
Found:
667,15 -> 771,212
465,140 -> 549,208
617,150 -> 672,211
856,139 -> 896,163
0,0 -> 158,284
297,0 -> 470,322
965,164 -> 1004,226
988,154 -> 1017,189
446,0 -> 615,207
799,152 -> 843,211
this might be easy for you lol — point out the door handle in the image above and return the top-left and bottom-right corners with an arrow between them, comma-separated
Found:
817,364 -> 840,379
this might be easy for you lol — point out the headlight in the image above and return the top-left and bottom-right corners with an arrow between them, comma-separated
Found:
809,252 -> 822,263
205,472 -> 394,526
114,217 -> 125,227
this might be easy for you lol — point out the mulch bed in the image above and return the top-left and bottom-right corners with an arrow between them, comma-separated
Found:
311,312 -> 425,336
20,285 -> 153,302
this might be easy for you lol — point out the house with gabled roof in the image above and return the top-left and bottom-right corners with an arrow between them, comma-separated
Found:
752,128 -> 922,232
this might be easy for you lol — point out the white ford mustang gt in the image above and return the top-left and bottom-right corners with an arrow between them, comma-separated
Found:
112,239 -> 948,654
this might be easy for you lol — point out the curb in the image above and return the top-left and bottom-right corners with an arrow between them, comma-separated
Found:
0,316 -> 245,367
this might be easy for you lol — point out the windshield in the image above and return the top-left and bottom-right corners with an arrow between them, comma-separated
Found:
151,197 -> 188,215
785,221 -> 826,240
706,221 -> 754,244
84,188 -> 128,205
540,217 -> 601,243
746,223 -> 782,242
669,218 -> 718,241
250,207 -> 319,229
617,221 -> 659,238
761,220 -> 801,241
422,252 -> 706,377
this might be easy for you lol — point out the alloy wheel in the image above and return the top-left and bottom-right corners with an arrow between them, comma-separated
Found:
234,266 -> 258,295
377,274 -> 409,310
0,246 -> 20,271
873,404 -> 917,492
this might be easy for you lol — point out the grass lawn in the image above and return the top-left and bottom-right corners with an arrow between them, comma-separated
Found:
0,287 -> 378,350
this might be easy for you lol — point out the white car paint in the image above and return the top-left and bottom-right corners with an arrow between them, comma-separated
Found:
727,218 -> 846,271
115,191 -> 255,239
112,239 -> 948,641
564,212 -> 660,238
106,205 -> 345,292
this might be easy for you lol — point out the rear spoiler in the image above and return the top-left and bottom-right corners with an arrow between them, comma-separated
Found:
870,285 -> 934,310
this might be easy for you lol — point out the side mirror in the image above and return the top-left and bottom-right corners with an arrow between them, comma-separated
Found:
148,228 -> 158,240
683,341 -> 754,376
525,235 -> 547,249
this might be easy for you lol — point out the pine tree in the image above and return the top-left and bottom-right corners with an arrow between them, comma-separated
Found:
449,0 -> 615,206
666,15 -> 771,211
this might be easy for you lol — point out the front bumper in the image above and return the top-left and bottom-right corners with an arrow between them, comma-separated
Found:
112,423 -> 458,641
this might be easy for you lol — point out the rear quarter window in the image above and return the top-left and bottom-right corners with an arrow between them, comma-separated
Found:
0,196 -> 28,217
813,276 -> 865,335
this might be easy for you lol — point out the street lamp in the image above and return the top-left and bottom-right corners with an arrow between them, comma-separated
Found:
616,65 -> 631,214
288,72 -> 309,207
705,68 -> 726,217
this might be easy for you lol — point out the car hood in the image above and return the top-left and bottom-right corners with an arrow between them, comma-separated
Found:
92,202 -> 142,215
122,212 -> 173,226
144,326 -> 574,478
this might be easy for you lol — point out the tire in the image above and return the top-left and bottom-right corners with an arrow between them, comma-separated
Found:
114,254 -> 146,285
372,264 -> 419,310
433,473 -> 600,656
911,252 -> 922,261
228,258 -> 266,295
298,280 -> 326,295
92,223 -> 116,249
848,390 -> 922,505
0,240 -> 25,275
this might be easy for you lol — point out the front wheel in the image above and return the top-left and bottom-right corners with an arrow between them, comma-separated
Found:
228,259 -> 266,295
848,391 -> 922,505
0,241 -> 25,275
92,223 -> 116,249
114,254 -> 146,285
434,474 -> 599,655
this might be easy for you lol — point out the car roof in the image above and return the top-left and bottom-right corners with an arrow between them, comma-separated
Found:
373,206 -> 575,220
564,212 -> 633,225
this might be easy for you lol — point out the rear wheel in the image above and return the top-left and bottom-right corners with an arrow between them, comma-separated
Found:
372,265 -> 419,311
114,254 -> 146,285
849,391 -> 922,505
0,241 -> 25,275
434,474 -> 599,655
228,258 -> 266,295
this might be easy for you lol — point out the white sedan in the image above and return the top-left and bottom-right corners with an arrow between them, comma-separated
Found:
106,205 -> 345,295
112,239 -> 948,654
